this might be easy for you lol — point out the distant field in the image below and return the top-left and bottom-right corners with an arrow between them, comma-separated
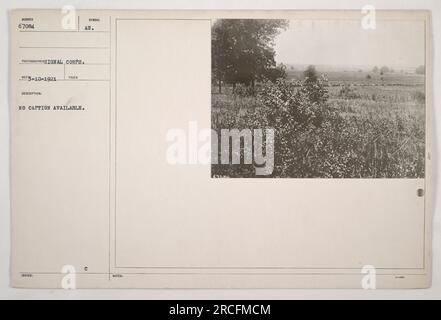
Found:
286,69 -> 425,86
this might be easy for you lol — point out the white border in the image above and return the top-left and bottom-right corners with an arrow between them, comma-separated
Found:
1,0 -> 440,299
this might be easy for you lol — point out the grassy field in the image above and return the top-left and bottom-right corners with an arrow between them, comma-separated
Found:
211,70 -> 425,178
286,69 -> 425,86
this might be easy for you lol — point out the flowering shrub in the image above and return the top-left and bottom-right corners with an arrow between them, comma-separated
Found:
258,76 -> 328,128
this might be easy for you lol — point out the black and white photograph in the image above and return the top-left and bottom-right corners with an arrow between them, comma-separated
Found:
211,18 -> 426,178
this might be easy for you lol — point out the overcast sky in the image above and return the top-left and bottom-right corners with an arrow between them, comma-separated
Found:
274,19 -> 425,68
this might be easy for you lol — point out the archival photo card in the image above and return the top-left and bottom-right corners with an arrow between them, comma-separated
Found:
9,9 -> 432,289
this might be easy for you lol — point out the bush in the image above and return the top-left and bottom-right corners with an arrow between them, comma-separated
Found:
256,77 -> 333,176
415,65 -> 425,75
412,90 -> 425,104
258,77 -> 328,126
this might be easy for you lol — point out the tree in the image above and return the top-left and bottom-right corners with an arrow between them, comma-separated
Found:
380,66 -> 390,74
373,66 -> 379,73
302,65 -> 327,105
303,65 -> 319,83
211,19 -> 289,93
416,65 -> 425,75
